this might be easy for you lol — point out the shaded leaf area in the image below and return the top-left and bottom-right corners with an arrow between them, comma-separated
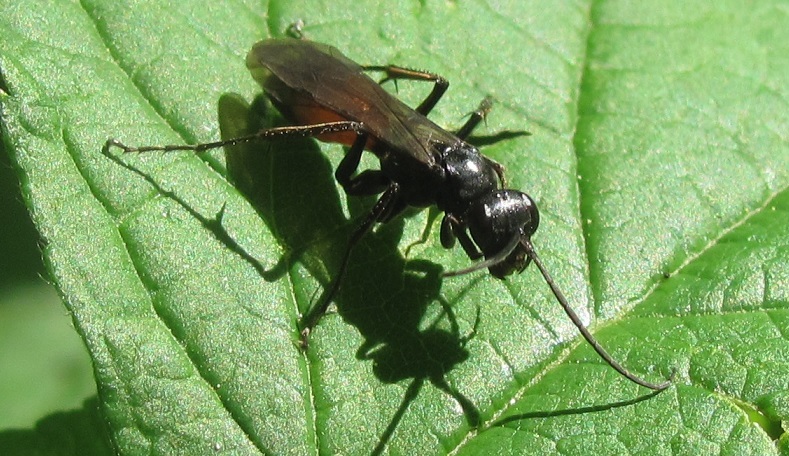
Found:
0,398 -> 114,456
0,1 -> 787,455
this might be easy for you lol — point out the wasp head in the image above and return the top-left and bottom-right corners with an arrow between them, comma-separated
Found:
465,189 -> 539,278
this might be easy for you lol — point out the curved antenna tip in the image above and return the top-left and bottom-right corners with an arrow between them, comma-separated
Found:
523,239 -> 673,391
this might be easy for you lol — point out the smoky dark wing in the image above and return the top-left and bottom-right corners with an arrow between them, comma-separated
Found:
247,39 -> 458,164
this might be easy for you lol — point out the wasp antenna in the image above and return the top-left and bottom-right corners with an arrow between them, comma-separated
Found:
522,240 -> 672,391
442,233 -> 520,277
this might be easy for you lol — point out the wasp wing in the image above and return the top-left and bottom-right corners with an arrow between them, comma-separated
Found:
247,39 -> 459,167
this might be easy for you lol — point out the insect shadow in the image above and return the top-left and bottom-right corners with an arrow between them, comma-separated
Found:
103,92 -> 481,441
219,93 -> 483,438
491,387 -> 666,428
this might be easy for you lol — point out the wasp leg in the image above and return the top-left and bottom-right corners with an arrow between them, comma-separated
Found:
441,214 -> 483,260
302,131 -> 409,340
334,133 -> 391,195
362,65 -> 448,116
300,182 -> 403,340
104,121 -> 365,155
485,156 -> 507,188
452,98 -> 509,187
455,98 -> 493,139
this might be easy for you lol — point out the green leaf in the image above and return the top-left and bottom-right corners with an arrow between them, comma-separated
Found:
1,0 -> 788,454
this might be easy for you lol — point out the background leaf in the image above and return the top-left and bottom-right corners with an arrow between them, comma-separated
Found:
1,0 -> 787,454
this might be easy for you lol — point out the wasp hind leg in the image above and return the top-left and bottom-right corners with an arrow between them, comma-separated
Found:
363,65 -> 448,116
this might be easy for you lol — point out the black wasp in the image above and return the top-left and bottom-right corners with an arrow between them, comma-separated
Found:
106,35 -> 672,391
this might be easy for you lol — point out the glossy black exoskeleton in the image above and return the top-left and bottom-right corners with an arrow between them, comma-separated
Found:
105,36 -> 671,391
